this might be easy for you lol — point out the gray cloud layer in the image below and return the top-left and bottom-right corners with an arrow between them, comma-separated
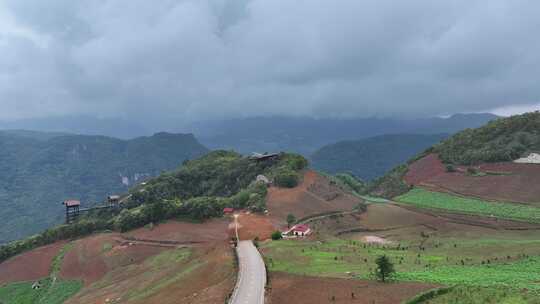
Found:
1,0 -> 539,125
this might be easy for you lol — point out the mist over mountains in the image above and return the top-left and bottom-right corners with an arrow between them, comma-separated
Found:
1,113 -> 498,155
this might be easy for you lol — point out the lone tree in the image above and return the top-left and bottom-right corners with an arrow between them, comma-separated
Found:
375,255 -> 395,282
286,213 -> 296,228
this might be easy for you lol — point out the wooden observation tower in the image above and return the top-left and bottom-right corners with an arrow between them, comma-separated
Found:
63,200 -> 81,224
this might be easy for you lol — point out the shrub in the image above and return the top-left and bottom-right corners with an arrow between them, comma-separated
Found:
274,170 -> 299,188
271,231 -> 283,240
445,164 -> 456,172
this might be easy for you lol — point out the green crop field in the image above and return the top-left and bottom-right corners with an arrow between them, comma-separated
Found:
0,278 -> 82,304
263,238 -> 540,293
406,286 -> 540,304
395,188 -> 540,223
0,242 -> 82,304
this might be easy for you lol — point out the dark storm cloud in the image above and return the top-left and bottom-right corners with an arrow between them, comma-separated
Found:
1,0 -> 539,125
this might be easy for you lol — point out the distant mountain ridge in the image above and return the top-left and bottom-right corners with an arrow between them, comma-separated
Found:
194,113 -> 498,154
311,134 -> 448,181
0,131 -> 208,243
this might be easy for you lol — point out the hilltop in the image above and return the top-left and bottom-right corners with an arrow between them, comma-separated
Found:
0,131 -> 208,243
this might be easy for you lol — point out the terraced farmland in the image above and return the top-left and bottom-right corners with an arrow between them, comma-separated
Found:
396,188 -> 540,223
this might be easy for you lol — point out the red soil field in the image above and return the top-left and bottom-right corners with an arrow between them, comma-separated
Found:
268,272 -> 437,304
235,213 -> 276,241
267,170 -> 361,224
125,218 -> 229,243
60,233 -> 165,286
405,154 -> 540,205
65,243 -> 235,304
0,241 -> 65,285
61,219 -> 230,286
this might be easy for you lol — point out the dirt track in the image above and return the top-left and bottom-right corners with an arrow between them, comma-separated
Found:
268,272 -> 437,304
405,154 -> 540,205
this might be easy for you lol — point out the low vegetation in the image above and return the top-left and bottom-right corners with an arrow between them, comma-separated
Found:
365,164 -> 411,199
263,235 -> 540,293
396,188 -> 540,223
406,286 -> 540,304
0,242 -> 82,304
0,279 -> 82,304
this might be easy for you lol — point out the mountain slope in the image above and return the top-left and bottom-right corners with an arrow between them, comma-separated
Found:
369,111 -> 540,202
433,111 -> 540,165
0,132 -> 208,243
311,134 -> 448,181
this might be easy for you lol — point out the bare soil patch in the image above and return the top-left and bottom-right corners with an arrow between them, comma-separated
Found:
267,170 -> 361,225
361,235 -> 393,245
61,219 -> 230,286
60,233 -> 165,286
268,272 -> 437,304
125,218 -> 229,243
405,154 -> 540,205
235,213 -> 276,241
0,241 -> 65,285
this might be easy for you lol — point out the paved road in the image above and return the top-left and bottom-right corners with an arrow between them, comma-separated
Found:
229,215 -> 266,304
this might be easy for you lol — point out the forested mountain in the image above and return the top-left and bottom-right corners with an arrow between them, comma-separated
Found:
311,134 -> 448,181
193,113 -> 497,154
0,131 -> 208,243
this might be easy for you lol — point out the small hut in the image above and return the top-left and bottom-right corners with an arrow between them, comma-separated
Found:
107,195 -> 121,208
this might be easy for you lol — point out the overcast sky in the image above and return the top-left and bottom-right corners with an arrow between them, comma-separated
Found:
1,0 -> 539,126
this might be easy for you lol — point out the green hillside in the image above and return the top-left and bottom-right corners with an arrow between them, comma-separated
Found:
367,112 -> 540,198
311,134 -> 447,181
0,150 -> 307,262
0,131 -> 208,243
434,111 -> 540,165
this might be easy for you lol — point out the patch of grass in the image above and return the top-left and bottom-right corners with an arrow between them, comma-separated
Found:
396,257 -> 540,292
102,242 -> 113,253
395,188 -> 540,223
0,278 -> 82,304
125,249 -> 202,301
50,242 -> 74,277
407,285 -> 540,304
146,248 -> 191,268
